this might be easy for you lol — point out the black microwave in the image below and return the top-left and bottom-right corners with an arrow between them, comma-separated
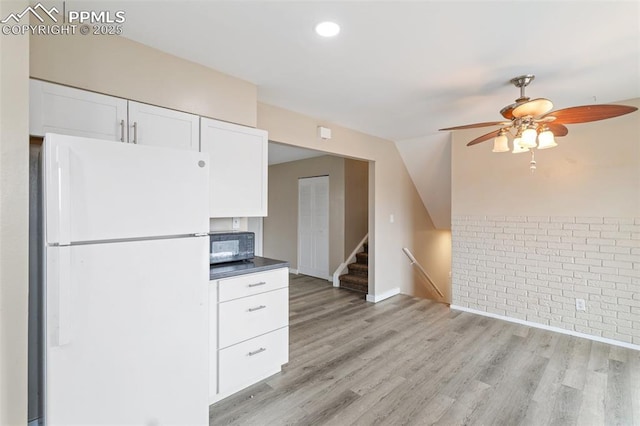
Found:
209,231 -> 255,264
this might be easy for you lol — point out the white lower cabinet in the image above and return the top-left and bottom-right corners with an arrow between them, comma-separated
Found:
218,288 -> 288,349
219,327 -> 289,395
210,267 -> 289,404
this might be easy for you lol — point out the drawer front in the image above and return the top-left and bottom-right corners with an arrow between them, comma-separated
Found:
219,327 -> 289,395
218,268 -> 288,302
219,288 -> 288,348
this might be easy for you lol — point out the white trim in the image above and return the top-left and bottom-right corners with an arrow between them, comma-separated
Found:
366,287 -> 400,303
333,234 -> 368,287
450,305 -> 640,351
289,268 -> 299,275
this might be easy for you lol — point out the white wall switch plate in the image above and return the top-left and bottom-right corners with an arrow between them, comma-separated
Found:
576,298 -> 586,311
232,217 -> 240,229
389,214 -> 395,223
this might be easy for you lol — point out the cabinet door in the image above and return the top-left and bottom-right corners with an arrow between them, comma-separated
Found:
30,79 -> 127,141
218,327 -> 289,396
201,118 -> 268,217
128,101 -> 200,151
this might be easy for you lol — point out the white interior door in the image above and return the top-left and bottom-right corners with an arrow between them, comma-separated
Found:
298,176 -> 329,280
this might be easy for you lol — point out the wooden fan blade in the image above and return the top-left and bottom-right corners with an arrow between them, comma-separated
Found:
545,104 -> 638,124
512,98 -> 554,118
546,123 -> 569,137
440,121 -> 506,131
466,129 -> 501,146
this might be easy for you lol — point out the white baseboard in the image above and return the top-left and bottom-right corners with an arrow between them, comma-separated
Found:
289,268 -> 299,275
366,287 -> 400,303
450,305 -> 640,351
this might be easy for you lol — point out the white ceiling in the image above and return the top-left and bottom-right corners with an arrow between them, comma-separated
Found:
113,0 -> 639,141
268,142 -> 326,165
99,0 -> 639,228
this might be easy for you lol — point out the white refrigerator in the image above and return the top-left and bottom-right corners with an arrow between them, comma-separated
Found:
38,133 -> 210,425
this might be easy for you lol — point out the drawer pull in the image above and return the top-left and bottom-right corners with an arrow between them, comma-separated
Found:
248,281 -> 267,288
248,305 -> 266,312
248,348 -> 266,356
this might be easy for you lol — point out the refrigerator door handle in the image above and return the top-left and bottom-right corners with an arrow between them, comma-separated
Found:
49,247 -> 72,346
56,144 -> 71,246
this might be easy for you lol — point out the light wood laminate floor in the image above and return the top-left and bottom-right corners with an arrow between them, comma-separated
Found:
210,274 -> 640,425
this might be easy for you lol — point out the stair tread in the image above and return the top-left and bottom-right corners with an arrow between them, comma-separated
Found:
339,274 -> 368,285
348,262 -> 368,271
339,277 -> 368,293
355,252 -> 369,264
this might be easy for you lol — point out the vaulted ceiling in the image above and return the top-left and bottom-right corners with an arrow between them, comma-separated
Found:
110,1 -> 639,228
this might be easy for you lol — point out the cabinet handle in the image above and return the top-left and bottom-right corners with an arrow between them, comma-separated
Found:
248,348 -> 266,356
132,122 -> 138,144
248,281 -> 267,288
248,305 -> 266,312
120,120 -> 125,142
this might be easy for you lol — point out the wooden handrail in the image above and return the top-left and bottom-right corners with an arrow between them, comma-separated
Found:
402,248 -> 444,298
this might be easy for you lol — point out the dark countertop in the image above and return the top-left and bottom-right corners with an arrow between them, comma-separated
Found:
209,256 -> 289,280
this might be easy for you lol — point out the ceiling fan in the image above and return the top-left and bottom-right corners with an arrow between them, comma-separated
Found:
439,75 -> 638,165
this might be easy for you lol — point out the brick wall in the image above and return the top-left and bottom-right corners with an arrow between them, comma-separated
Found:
452,215 -> 640,346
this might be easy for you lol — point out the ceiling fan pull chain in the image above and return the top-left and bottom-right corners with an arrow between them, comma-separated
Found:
529,150 -> 537,174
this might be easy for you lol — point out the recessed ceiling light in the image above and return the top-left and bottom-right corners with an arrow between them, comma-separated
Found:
315,21 -> 340,37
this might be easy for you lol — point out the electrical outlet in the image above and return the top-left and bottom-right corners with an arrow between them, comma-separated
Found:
576,298 -> 586,311
232,217 -> 240,229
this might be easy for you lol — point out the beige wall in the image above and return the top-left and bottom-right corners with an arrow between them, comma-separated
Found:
258,103 -> 451,301
30,33 -> 257,127
264,156 -> 345,275
344,159 -> 369,255
0,0 -> 29,423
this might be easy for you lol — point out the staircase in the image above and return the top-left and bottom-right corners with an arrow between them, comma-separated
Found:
339,242 -> 368,293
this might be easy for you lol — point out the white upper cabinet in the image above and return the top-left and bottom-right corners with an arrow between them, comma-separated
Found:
201,118 -> 268,217
30,80 -> 200,151
30,79 -> 128,142
127,101 -> 200,151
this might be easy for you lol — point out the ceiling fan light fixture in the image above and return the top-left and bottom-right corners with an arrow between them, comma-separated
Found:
512,143 -> 529,154
512,130 -> 528,154
520,126 -> 538,148
537,128 -> 558,149
492,132 -> 509,153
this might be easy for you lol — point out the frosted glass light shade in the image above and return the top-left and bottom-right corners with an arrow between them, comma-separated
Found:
492,134 -> 509,152
520,127 -> 538,148
512,136 -> 528,153
537,129 -> 558,149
